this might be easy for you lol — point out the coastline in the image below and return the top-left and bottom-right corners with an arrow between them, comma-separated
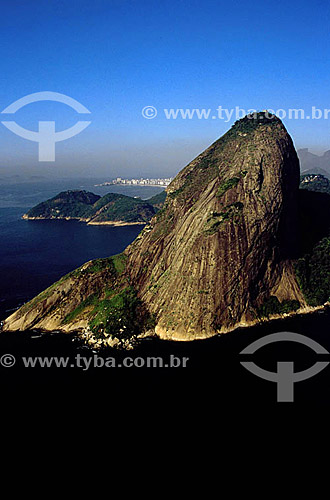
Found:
3,299 -> 329,350
153,302 -> 330,342
78,300 -> 330,349
22,215 -> 147,227
87,221 -> 146,226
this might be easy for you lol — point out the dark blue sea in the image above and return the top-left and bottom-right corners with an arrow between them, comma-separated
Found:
0,179 -> 160,317
0,178 -> 329,407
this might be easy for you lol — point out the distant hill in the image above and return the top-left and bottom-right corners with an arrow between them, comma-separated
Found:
298,148 -> 330,178
299,174 -> 330,195
144,190 -> 167,208
23,189 -> 166,225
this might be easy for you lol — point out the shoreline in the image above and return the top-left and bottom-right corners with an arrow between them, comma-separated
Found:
3,300 -> 329,349
22,215 -> 147,226
87,221 -> 146,226
154,302 -> 330,342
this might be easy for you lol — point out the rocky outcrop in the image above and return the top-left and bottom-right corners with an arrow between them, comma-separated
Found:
125,113 -> 304,339
3,113 -> 308,341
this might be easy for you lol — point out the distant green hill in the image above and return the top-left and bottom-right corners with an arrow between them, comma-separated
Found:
145,190 -> 167,208
23,189 -> 167,224
299,174 -> 330,195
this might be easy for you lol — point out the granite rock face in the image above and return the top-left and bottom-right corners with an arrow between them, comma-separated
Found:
3,113 -> 305,340
126,113 -> 303,339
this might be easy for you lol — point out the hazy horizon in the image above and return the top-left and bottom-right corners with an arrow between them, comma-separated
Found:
1,1 -> 330,181
0,141 -> 329,183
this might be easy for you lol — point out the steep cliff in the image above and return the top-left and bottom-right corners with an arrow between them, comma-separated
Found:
3,113 -> 307,341
126,112 -> 303,339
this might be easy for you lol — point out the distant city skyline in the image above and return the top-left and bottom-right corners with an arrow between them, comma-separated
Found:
96,177 -> 173,187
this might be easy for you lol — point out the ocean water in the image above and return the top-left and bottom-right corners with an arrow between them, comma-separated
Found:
0,179 -> 162,318
0,179 -> 330,406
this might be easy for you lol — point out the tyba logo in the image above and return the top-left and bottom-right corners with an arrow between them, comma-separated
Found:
240,332 -> 329,402
1,91 -> 91,161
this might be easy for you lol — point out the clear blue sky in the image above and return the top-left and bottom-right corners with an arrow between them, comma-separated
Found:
0,0 -> 330,179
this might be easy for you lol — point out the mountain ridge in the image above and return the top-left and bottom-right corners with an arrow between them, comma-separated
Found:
298,148 -> 330,178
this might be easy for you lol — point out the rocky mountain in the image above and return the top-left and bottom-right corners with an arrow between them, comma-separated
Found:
126,113 -> 303,339
23,189 -> 166,225
3,113 -> 330,346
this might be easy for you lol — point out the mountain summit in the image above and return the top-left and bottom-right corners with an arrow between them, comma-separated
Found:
2,113 -> 308,343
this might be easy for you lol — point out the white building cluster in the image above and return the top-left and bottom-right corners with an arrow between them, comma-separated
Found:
97,177 -> 173,187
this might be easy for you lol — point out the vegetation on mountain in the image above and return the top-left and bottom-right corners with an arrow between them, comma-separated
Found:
24,189 -> 166,224
146,190 -> 167,208
293,175 -> 330,305
295,237 -> 330,306
26,190 -> 99,219
299,174 -> 330,195
257,296 -> 300,318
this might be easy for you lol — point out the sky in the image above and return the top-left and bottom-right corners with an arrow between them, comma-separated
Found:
0,0 -> 330,180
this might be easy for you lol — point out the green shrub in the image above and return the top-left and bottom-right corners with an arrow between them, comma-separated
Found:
257,296 -> 300,318
216,177 -> 240,197
204,202 -> 243,235
88,286 -> 154,340
63,294 -> 99,324
111,253 -> 127,274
